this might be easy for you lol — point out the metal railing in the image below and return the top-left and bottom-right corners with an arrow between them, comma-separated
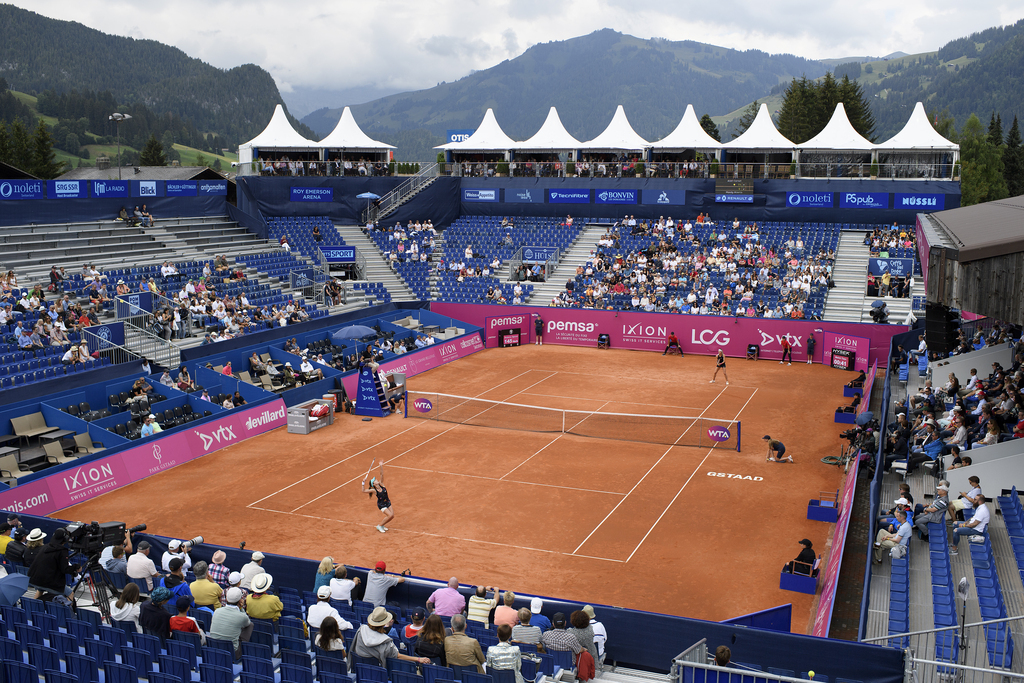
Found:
83,328 -> 142,366
671,651 -> 821,683
235,160 -> 395,177
506,246 -> 559,284
363,162 -> 440,224
121,319 -> 181,370
863,614 -> 1024,682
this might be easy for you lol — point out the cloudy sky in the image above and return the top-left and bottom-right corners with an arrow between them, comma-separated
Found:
10,1 -> 1023,102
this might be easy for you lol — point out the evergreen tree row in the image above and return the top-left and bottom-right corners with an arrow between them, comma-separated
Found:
775,72 -> 876,143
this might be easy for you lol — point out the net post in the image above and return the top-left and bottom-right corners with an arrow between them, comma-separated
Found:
403,391 -> 408,418
736,420 -> 741,452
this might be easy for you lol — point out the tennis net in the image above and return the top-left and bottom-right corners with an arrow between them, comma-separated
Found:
405,391 -> 741,451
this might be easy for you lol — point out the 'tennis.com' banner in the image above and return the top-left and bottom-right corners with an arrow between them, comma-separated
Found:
0,401 -> 288,516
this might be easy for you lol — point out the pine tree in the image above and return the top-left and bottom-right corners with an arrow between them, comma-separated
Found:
10,119 -> 33,172
988,112 -> 1004,146
1003,115 -> 1024,197
838,75 -> 876,140
733,100 -> 759,139
960,114 -> 1008,206
0,121 -> 10,164
699,114 -> 721,142
776,77 -> 815,143
139,134 -> 167,166
31,119 -> 63,179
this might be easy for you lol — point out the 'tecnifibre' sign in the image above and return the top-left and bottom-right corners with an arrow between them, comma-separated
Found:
548,189 -> 591,203
787,191 -> 833,208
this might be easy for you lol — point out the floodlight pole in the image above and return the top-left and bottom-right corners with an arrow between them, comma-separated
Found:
108,112 -> 133,180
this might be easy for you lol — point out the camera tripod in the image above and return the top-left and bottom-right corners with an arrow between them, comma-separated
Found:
70,554 -> 118,623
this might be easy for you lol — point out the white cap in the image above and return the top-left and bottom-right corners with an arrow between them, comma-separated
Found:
168,540 -> 181,551
252,551 -> 265,561
895,497 -> 909,506
228,571 -> 243,585
317,585 -> 332,599
226,587 -> 243,604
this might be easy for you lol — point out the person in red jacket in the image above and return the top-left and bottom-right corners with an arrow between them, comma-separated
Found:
780,336 -> 792,365
663,332 -> 682,356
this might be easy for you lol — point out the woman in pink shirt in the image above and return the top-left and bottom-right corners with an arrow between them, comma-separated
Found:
493,590 -> 520,628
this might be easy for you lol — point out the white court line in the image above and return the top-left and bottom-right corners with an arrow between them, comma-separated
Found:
623,387 -> 760,563
520,392 -> 705,412
249,369 -> 540,509
249,505 -> 625,563
289,370 -> 559,513
498,398 -> 610,481
550,368 -> 761,389
388,464 -> 625,496
570,385 -> 731,555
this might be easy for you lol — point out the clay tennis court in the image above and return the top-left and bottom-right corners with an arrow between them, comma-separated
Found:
58,345 -> 854,633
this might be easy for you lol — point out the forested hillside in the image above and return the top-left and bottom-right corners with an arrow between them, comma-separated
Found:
0,4 -> 313,147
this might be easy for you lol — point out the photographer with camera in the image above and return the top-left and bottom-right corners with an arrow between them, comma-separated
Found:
101,528 -> 134,574
163,537 -> 201,573
28,528 -> 79,600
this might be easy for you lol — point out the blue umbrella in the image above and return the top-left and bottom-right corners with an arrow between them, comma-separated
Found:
357,192 -> 381,213
332,325 -> 376,341
871,300 -> 886,308
0,572 -> 29,606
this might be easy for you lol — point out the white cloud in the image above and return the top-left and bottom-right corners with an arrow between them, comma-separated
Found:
9,0 -> 1024,95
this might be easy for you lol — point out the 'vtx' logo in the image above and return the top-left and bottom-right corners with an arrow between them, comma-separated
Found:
194,425 -> 237,450
758,331 -> 802,347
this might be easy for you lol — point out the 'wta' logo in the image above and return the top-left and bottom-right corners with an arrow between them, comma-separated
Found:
706,426 -> 731,442
413,398 -> 433,413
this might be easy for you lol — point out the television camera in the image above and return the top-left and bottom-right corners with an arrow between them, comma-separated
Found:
64,521 -> 147,556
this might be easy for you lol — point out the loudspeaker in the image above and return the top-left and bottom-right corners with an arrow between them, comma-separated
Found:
925,303 -> 959,355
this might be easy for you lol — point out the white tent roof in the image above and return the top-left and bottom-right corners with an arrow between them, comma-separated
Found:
515,107 -> 582,151
651,105 -> 722,150
797,103 -> 875,151
875,102 -> 959,151
241,104 -> 316,149
318,107 -> 395,150
722,103 -> 795,150
435,108 -> 517,151
580,105 -> 649,151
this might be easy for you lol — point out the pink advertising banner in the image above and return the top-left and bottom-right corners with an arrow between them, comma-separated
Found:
341,332 -> 486,398
813,452 -> 860,637
0,399 -> 287,517
485,313 -> 537,347
822,331 -> 870,372
433,303 -> 904,364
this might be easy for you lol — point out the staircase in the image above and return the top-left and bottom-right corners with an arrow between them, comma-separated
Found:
364,164 -> 439,224
822,231 -> 917,324
527,223 -> 611,304
333,224 -> 419,302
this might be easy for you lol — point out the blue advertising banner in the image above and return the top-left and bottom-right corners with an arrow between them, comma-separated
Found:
48,180 -> 89,199
505,187 -> 543,203
595,189 -> 638,205
91,180 -> 130,198
715,194 -> 753,203
462,188 -> 498,202
290,187 -> 334,202
84,322 -> 125,354
894,193 -> 944,211
642,189 -> 686,205
839,191 -> 889,209
165,181 -> 198,197
868,258 -> 916,277
198,180 -> 228,196
0,180 -> 45,200
548,189 -> 591,204
133,180 -> 162,198
786,191 -> 833,208
447,129 -> 475,144
116,292 -> 153,318
522,246 -> 558,263
320,246 -> 357,263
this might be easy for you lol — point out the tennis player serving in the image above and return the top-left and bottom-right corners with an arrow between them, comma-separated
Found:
362,460 -> 395,533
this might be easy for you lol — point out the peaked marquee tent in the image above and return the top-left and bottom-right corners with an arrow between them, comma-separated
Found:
436,108 -> 518,153
797,103 -> 875,151
722,103 -> 795,151
651,104 -> 722,152
580,105 -> 649,152
237,104 -> 317,172
513,107 -> 583,152
318,107 -> 395,153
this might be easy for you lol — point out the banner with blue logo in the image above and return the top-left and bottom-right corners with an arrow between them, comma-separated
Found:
839,192 -> 889,209
133,180 -> 162,198
522,246 -> 558,263
595,189 -> 638,205
786,191 -> 833,208
548,189 -> 591,204
91,180 -> 130,198
291,187 -> 333,202
868,258 -> 916,277
116,292 -> 153,318
48,180 -> 89,199
198,180 -> 228,196
447,129 -> 475,144
894,193 -> 944,211
0,180 -> 45,200
462,188 -> 498,202
505,188 -> 542,203
641,189 -> 686,205
165,181 -> 198,197
715,194 -> 753,203
320,246 -> 357,263
84,322 -> 125,353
